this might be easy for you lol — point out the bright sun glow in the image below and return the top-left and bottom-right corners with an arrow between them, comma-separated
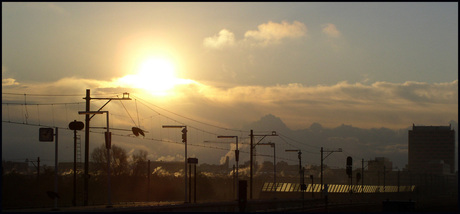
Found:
119,57 -> 181,96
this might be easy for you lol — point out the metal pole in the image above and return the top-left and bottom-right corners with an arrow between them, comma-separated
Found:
362,158 -> 364,194
189,163 -> 192,203
249,130 -> 253,200
320,147 -> 323,196
54,127 -> 58,210
162,126 -> 188,203
236,137 -> 239,201
299,151 -> 303,200
84,89 -> 90,206
185,129 -> 188,203
273,144 -> 276,199
73,128 -> 77,206
233,165 -> 235,199
311,175 -> 314,198
383,165 -> 386,193
350,168 -> 353,193
148,160 -> 150,201
37,157 -> 40,187
194,164 -> 196,203
106,112 -> 112,207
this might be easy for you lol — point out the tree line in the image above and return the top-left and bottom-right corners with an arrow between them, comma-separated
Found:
2,143 -> 236,209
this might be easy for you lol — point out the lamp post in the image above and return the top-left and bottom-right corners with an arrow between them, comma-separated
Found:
79,111 -> 112,207
217,135 -> 239,200
68,120 -> 84,206
249,130 -> 277,199
286,149 -> 303,199
259,142 -> 276,199
163,125 -> 188,203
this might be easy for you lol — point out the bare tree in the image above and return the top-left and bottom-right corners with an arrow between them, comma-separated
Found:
90,143 -> 129,176
131,150 -> 148,177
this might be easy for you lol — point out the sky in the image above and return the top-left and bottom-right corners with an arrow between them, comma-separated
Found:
2,2 -> 458,170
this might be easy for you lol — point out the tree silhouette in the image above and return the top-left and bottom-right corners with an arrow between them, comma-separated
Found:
90,143 -> 129,176
131,149 -> 148,176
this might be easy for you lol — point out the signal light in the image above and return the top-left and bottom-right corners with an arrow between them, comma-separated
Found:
105,132 -> 111,149
181,127 -> 187,142
346,156 -> 353,177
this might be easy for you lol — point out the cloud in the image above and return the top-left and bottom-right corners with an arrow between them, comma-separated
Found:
322,23 -> 341,38
156,154 -> 183,162
204,21 -> 307,49
172,80 -> 457,129
2,75 -> 457,169
203,29 -> 236,49
2,66 -> 18,86
244,21 -> 307,46
2,78 -> 19,86
2,74 -> 457,131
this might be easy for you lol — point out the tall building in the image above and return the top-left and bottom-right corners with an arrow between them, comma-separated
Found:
408,124 -> 455,174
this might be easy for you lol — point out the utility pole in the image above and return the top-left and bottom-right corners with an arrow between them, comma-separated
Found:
286,149 -> 303,199
249,130 -> 277,199
217,135 -> 239,200
163,125 -> 188,203
37,157 -> 40,185
383,165 -> 386,193
73,125 -> 77,206
28,157 -> 41,184
54,128 -> 58,210
249,130 -> 253,200
82,89 -> 131,206
69,120 -> 84,207
233,165 -> 236,199
320,147 -> 342,197
310,175 -> 314,198
84,89 -> 90,206
362,158 -> 364,194
260,142 -> 276,199
147,160 -> 150,201
79,111 -> 112,207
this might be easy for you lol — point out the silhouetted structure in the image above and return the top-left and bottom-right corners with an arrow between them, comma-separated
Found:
408,124 -> 455,174
368,157 -> 392,172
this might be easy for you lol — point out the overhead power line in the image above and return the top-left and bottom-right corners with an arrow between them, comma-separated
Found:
2,102 -> 85,106
2,92 -> 121,97
132,95 -> 246,133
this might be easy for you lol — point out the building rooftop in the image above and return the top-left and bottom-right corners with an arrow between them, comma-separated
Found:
411,124 -> 452,131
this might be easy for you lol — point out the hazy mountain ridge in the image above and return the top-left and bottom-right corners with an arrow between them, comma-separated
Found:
243,114 -> 458,170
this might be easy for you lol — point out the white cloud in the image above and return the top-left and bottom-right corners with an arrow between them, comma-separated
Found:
203,29 -> 236,49
2,66 -> 19,86
156,154 -> 183,162
244,21 -> 307,46
322,23 -> 341,38
2,78 -> 19,86
204,21 -> 307,49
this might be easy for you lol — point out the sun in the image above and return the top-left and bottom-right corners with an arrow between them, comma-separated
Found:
138,58 -> 177,90
119,57 -> 180,96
